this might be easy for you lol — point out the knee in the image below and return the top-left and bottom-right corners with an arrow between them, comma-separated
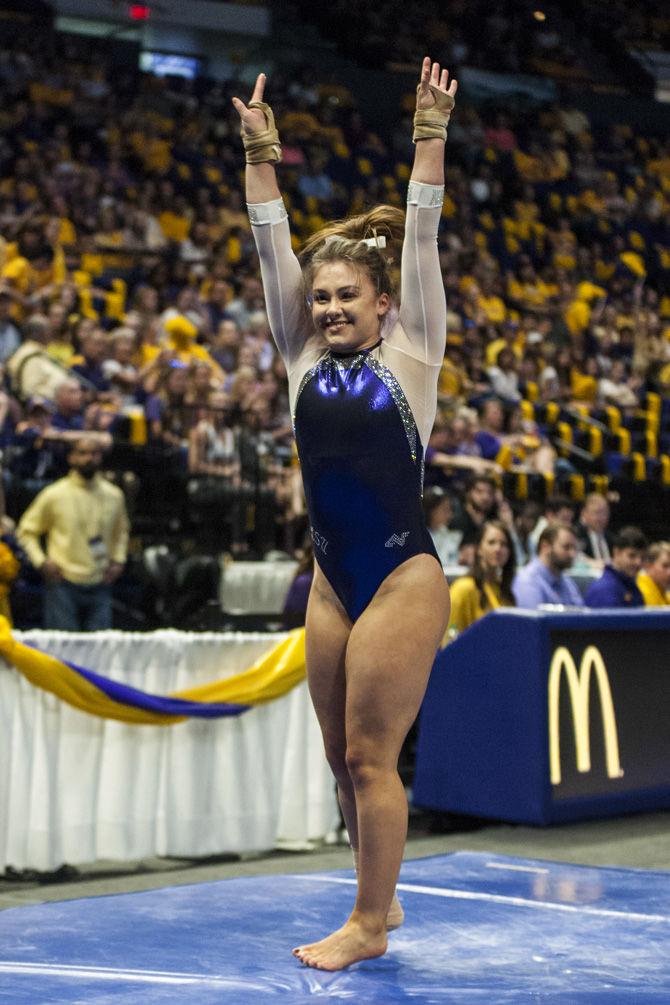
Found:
323,739 -> 348,785
345,743 -> 382,791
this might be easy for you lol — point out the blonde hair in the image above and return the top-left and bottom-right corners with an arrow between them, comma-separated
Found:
300,205 -> 405,296
646,540 -> 670,564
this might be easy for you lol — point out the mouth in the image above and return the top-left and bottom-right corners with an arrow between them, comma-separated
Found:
323,319 -> 351,335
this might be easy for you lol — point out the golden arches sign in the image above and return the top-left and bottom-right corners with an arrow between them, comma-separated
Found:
548,645 -> 624,787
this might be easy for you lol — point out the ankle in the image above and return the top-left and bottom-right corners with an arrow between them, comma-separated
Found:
349,909 -> 387,937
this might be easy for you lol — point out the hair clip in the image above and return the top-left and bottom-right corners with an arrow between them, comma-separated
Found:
323,235 -> 341,246
362,235 -> 387,249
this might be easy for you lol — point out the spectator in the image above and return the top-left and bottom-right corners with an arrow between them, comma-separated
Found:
6,315 -> 69,402
637,541 -> 670,607
513,525 -> 585,608
50,378 -> 85,436
187,390 -> 250,555
102,327 -> 140,408
450,473 -> 498,553
162,314 -> 224,379
583,526 -> 647,608
0,290 -> 21,363
225,276 -> 265,331
210,318 -> 241,373
43,301 -> 74,368
474,398 -> 505,461
528,494 -> 575,556
144,360 -> 191,456
283,543 -> 314,625
16,437 -> 129,630
576,492 -> 612,565
598,358 -> 640,410
487,347 -> 522,404
70,327 -> 112,394
445,520 -> 516,639
422,486 -> 462,567
511,500 -> 542,566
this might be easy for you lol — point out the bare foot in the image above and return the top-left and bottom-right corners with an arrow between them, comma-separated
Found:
292,917 -> 388,971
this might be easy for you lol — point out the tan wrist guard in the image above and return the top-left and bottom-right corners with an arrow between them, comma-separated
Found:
413,83 -> 455,143
241,100 -> 282,164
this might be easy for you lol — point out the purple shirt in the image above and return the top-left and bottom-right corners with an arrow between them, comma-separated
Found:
513,557 -> 585,609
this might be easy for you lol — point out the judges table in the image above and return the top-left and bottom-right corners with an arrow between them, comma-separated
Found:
414,609 -> 670,826
0,631 -> 339,872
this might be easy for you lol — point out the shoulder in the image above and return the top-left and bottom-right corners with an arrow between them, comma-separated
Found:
99,477 -> 125,501
28,477 -> 68,508
450,575 -> 478,598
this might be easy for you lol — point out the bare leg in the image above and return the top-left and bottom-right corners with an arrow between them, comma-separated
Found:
304,564 -> 405,929
293,555 -> 450,970
303,564 -> 356,833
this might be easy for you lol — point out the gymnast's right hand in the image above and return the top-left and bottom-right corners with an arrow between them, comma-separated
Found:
232,73 -> 269,135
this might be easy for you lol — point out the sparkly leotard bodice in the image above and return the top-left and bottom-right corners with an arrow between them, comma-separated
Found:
248,181 -> 447,621
294,342 -> 437,620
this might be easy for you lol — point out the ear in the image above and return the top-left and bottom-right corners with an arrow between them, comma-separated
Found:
377,292 -> 391,317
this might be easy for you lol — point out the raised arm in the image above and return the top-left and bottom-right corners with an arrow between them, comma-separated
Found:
399,59 -> 457,365
232,75 -> 309,366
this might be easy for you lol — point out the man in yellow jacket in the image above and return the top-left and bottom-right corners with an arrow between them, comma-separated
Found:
637,541 -> 670,606
17,437 -> 129,630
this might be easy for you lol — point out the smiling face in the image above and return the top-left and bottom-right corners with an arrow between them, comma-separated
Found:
477,524 -> 511,575
311,260 -> 390,353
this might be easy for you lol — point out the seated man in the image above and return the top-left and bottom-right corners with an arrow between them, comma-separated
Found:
583,526 -> 647,608
637,541 -> 670,606
576,492 -> 612,566
512,524 -> 584,608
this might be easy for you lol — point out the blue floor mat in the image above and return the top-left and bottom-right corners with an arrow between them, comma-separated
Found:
1,851 -> 669,1003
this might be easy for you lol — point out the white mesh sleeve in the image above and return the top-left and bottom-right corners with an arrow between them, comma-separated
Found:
397,182 -> 447,366
248,199 -> 310,365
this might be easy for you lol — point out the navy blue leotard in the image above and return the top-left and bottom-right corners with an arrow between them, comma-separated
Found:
294,341 -> 438,621
248,181 -> 448,622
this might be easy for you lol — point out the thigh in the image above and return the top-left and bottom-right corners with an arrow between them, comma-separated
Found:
345,555 -> 450,761
304,562 -> 352,755
81,584 -> 112,632
44,581 -> 81,631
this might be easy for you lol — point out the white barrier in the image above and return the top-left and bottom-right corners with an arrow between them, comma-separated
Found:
0,630 -> 338,871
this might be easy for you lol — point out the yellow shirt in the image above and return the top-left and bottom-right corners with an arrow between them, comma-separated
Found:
17,472 -> 129,585
636,572 -> 670,606
444,575 -> 505,642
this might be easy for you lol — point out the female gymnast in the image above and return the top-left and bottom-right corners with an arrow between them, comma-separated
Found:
233,56 -> 457,971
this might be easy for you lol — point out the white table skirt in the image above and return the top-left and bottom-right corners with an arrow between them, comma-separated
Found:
0,630 -> 339,871
220,560 -> 299,614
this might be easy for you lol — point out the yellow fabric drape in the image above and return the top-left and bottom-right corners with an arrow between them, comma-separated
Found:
0,618 -> 306,725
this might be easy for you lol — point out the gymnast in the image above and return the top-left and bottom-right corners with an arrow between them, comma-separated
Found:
233,56 -> 456,971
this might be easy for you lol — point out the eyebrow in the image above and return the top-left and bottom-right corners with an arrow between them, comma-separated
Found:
312,285 -> 360,295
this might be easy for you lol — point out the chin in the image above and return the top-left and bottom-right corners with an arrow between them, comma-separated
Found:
324,330 -> 371,354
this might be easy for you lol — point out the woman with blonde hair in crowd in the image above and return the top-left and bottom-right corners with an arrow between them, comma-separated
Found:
233,56 -> 457,970
637,541 -> 670,606
444,519 -> 516,641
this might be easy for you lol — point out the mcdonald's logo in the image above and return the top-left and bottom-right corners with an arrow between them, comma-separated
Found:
548,645 -> 624,786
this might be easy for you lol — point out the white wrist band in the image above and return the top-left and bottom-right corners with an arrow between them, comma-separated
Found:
247,199 -> 288,226
407,182 -> 445,208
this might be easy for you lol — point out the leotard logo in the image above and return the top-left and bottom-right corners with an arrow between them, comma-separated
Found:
311,529 -> 329,555
385,532 -> 410,548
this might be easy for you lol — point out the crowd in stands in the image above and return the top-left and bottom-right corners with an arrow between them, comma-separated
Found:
0,20 -> 669,629
288,0 -> 618,84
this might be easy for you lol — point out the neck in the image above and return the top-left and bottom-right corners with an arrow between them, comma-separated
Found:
330,336 -> 382,358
